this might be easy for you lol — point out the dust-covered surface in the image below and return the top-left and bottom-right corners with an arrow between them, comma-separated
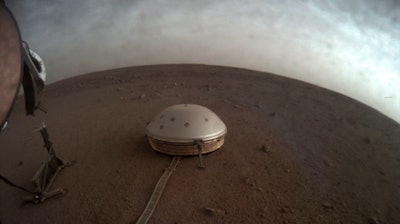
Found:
0,64 -> 399,223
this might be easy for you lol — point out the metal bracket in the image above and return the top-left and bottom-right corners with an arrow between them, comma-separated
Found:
23,123 -> 75,204
195,139 -> 205,169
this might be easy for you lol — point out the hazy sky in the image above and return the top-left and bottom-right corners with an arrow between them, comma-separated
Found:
6,0 -> 400,122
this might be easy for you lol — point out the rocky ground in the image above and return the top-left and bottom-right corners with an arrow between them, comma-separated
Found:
0,64 -> 399,223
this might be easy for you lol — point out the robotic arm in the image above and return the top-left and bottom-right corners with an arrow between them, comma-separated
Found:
21,41 -> 46,116
0,1 -> 46,131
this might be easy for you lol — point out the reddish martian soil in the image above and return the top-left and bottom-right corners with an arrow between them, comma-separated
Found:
0,64 -> 399,224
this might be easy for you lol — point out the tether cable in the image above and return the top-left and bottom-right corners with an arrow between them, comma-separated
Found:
136,156 -> 180,224
0,174 -> 35,194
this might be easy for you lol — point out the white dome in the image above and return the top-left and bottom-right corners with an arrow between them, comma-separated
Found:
146,104 -> 227,155
146,104 -> 227,142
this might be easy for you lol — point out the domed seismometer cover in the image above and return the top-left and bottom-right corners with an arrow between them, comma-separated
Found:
146,104 -> 227,155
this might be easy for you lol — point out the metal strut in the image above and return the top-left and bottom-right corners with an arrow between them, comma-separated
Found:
136,156 -> 180,224
195,139 -> 205,169
23,123 -> 75,204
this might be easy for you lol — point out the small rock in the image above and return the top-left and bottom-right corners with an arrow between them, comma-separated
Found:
323,158 -> 333,167
269,112 -> 276,117
18,161 -> 23,166
322,202 -> 334,209
260,144 -> 271,154
280,206 -> 294,214
139,94 -> 146,99
203,207 -> 225,216
244,177 -> 256,187
257,211 -> 266,218
280,207 -> 289,214
367,216 -> 379,224
363,137 -> 374,144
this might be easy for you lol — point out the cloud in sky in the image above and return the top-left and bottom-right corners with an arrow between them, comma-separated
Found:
7,0 -> 400,122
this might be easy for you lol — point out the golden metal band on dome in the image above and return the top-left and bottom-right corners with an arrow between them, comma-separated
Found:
148,136 -> 225,156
